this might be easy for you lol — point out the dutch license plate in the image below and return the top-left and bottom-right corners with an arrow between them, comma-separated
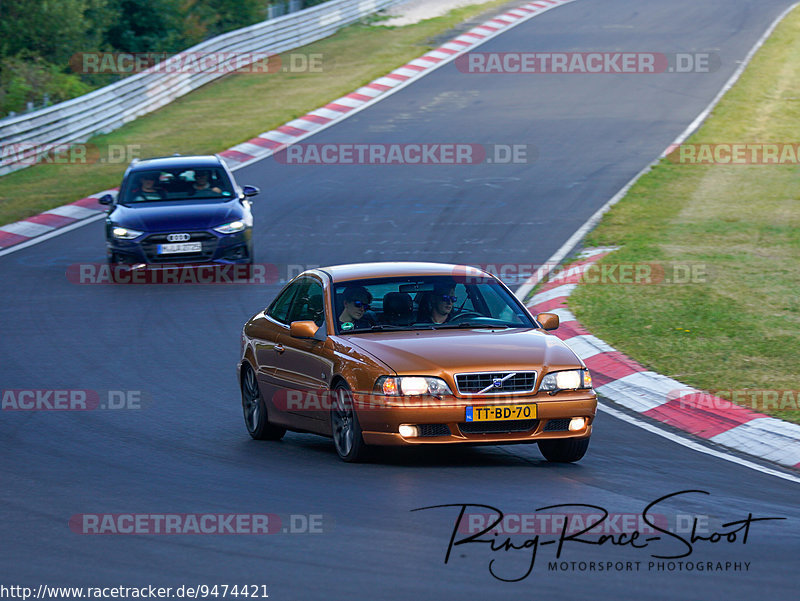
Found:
466,403 -> 537,422
157,242 -> 202,254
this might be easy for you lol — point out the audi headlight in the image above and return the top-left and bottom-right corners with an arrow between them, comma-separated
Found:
111,226 -> 143,240
214,220 -> 246,234
375,376 -> 453,396
539,369 -> 592,393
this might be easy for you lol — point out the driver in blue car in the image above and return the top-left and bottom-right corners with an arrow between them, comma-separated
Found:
338,286 -> 376,331
189,170 -> 223,196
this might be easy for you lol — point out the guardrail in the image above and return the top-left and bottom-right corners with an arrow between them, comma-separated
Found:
0,0 -> 402,177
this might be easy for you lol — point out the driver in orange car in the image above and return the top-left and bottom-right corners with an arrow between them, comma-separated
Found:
338,285 -> 375,331
418,282 -> 457,324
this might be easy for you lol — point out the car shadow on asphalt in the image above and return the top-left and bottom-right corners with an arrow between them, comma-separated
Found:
272,433 -> 583,469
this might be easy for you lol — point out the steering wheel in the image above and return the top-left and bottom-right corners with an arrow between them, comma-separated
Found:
447,311 -> 485,323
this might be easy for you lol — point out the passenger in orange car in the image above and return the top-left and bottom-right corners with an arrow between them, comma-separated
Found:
338,286 -> 375,330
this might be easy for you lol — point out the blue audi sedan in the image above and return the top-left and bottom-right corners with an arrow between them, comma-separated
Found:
100,155 -> 259,265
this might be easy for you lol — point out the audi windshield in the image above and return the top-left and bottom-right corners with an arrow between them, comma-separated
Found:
121,167 -> 235,204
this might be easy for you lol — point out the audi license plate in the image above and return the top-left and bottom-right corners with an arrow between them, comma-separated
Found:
157,242 -> 202,254
466,403 -> 537,422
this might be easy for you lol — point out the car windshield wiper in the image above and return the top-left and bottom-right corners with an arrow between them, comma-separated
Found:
167,197 -> 225,202
433,321 -> 511,329
343,324 -> 414,332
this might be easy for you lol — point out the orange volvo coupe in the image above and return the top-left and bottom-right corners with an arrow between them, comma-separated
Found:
238,263 -> 597,462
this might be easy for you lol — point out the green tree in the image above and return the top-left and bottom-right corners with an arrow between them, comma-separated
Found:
180,0 -> 267,43
0,0 -> 115,66
104,0 -> 184,53
209,0 -> 266,36
0,0 -> 114,114
0,0 -> 329,116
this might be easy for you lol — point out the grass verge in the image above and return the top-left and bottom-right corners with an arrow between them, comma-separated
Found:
0,0 -> 513,226
567,6 -> 800,424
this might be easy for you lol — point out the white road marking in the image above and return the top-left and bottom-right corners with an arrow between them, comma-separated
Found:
513,2 -> 800,481
597,403 -> 800,485
515,2 -> 800,300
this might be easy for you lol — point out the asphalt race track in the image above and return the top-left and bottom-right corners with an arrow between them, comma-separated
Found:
1,1 -> 799,599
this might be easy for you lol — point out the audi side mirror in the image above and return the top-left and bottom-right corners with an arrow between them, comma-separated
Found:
242,185 -> 260,198
98,194 -> 114,205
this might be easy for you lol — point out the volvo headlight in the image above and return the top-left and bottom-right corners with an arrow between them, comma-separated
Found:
111,226 -> 143,240
375,376 -> 453,396
214,220 -> 246,234
539,369 -> 592,393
